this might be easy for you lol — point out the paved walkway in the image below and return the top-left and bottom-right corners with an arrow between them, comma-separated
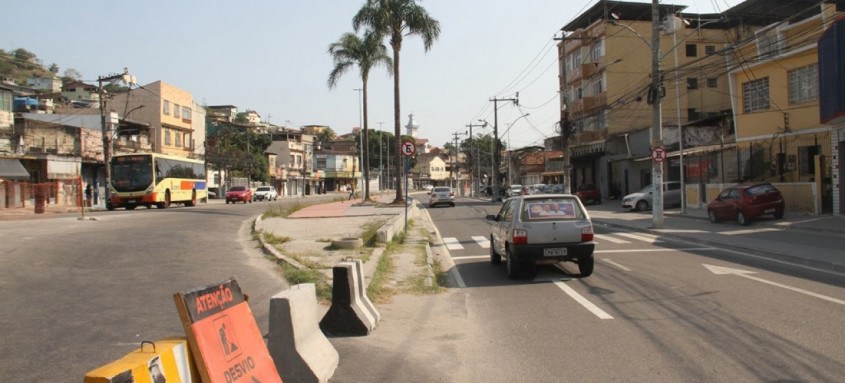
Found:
289,192 -> 400,218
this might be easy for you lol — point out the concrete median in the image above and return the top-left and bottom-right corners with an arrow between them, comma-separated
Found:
319,261 -> 378,336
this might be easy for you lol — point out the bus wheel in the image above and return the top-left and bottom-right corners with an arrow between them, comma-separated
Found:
145,204 -> 152,209
157,190 -> 171,209
186,190 -> 197,207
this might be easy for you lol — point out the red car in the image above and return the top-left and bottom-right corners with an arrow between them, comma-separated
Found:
706,182 -> 785,225
575,183 -> 601,205
225,186 -> 253,204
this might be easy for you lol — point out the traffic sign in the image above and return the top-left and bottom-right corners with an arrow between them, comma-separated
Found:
651,147 -> 667,162
400,140 -> 416,157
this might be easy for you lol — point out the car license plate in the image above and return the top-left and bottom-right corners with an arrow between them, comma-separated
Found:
764,208 -> 774,214
544,248 -> 567,257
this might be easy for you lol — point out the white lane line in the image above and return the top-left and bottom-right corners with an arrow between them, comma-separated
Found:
594,234 -> 631,244
554,281 -> 614,319
442,237 -> 464,250
451,255 -> 488,260
604,258 -> 632,271
595,247 -> 715,253
472,236 -> 490,248
615,232 -> 661,243
719,228 -> 782,236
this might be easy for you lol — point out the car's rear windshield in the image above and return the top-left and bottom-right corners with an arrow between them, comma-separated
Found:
433,187 -> 450,192
230,186 -> 246,191
520,197 -> 585,221
746,184 -> 776,196
257,187 -> 271,191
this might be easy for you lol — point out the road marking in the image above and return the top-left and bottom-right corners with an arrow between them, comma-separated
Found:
603,258 -> 632,271
615,232 -> 661,243
451,255 -> 488,260
595,247 -> 715,253
554,281 -> 614,319
594,234 -> 631,244
718,228 -> 782,236
442,237 -> 464,250
472,236 -> 490,248
704,264 -> 845,306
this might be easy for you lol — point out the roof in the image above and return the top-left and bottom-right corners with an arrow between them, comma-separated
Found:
562,0 -> 687,32
0,158 -> 30,181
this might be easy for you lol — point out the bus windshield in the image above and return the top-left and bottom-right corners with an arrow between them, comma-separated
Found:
111,155 -> 153,192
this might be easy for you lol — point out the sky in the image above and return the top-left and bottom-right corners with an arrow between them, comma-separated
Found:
4,0 -> 742,150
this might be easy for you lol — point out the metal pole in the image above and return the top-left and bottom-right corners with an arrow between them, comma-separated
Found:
651,0 -> 665,228
492,99 -> 501,202
673,30 -> 686,214
404,156 -> 408,236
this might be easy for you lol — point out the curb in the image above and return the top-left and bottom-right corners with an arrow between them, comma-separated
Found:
254,214 -> 308,270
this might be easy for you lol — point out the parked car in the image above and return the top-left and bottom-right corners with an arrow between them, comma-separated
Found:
575,183 -> 601,205
706,182 -> 785,225
225,186 -> 253,204
254,185 -> 278,201
486,194 -> 595,279
621,181 -> 681,211
506,184 -> 523,198
423,184 -> 434,193
429,186 -> 455,207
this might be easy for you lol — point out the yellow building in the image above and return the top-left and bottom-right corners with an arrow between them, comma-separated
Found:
111,81 -> 199,158
727,2 -> 843,213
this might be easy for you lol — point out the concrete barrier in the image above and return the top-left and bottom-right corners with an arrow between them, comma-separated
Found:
352,259 -> 380,325
84,338 -> 195,383
268,283 -> 338,383
319,262 -> 378,336
376,200 -> 419,243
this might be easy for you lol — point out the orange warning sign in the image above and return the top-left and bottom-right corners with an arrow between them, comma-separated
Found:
174,278 -> 282,383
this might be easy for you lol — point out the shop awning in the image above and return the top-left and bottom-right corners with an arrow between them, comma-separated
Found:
0,158 -> 30,180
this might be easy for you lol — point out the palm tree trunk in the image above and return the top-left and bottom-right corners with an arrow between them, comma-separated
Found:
393,45 -> 404,203
362,81 -> 371,201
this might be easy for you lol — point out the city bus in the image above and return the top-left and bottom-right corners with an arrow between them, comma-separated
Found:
108,153 -> 207,210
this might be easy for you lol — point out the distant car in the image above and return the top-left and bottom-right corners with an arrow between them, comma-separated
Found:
429,187 -> 455,207
486,194 -> 595,279
706,182 -> 785,225
506,184 -> 523,198
207,190 -> 217,199
529,184 -> 547,195
575,183 -> 601,205
225,186 -> 253,204
423,184 -> 434,193
254,185 -> 278,201
621,181 -> 681,211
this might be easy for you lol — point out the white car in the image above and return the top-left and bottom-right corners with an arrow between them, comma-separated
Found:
621,181 -> 681,211
254,186 -> 278,201
429,187 -> 455,207
506,184 -> 523,198
486,194 -> 595,279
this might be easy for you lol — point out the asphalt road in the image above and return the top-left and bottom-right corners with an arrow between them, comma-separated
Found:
0,196 -> 335,383
420,196 -> 845,382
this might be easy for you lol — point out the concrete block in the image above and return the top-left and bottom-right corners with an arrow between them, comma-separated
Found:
352,259 -> 380,325
319,262 -> 376,336
268,283 -> 338,383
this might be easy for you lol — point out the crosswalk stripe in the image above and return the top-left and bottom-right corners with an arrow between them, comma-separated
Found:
615,232 -> 661,243
442,237 -> 464,250
594,234 -> 630,244
471,236 -> 490,248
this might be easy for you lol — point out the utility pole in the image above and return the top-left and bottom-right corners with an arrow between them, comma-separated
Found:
556,32 -> 572,195
466,122 -> 486,197
98,68 -> 133,209
451,131 -> 467,190
649,0 -> 665,229
378,121 -> 384,190
489,94 -> 519,202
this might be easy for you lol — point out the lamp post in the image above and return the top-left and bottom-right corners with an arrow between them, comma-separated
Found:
467,121 -> 486,197
489,94 -> 519,202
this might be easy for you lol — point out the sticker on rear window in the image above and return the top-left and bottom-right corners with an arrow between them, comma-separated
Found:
525,201 -> 577,220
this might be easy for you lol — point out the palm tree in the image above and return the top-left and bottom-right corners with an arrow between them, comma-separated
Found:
328,31 -> 392,202
353,0 -> 440,203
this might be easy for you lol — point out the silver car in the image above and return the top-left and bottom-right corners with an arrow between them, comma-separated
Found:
486,194 -> 595,279
621,181 -> 681,211
429,187 -> 455,207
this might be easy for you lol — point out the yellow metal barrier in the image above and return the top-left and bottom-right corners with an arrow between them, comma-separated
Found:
84,338 -> 197,383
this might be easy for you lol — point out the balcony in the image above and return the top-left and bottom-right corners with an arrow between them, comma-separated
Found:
582,93 -> 607,114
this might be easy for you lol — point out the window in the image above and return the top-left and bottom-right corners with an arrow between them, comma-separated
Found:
174,104 -> 180,119
182,106 -> 192,121
687,78 -> 699,90
788,64 -> 818,104
162,100 -> 170,116
592,78 -> 603,94
573,49 -> 582,67
685,44 -> 697,57
742,78 -> 770,113
687,108 -> 699,121
175,132 -> 182,147
565,53 -> 574,72
290,155 -> 295,165
164,128 -> 171,145
707,78 -> 718,88
757,29 -> 783,58
705,45 -> 716,55
590,39 -> 604,62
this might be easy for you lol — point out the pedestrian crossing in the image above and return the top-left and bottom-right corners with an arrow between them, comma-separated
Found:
441,231 -> 664,251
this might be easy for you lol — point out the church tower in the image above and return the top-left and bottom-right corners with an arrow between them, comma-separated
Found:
405,113 -> 419,138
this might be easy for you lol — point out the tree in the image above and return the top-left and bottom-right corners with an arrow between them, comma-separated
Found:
353,0 -> 441,204
328,31 -> 392,202
12,48 -> 36,63
459,133 -> 503,190
315,127 -> 337,144
48,63 -> 59,74
63,68 -> 83,81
